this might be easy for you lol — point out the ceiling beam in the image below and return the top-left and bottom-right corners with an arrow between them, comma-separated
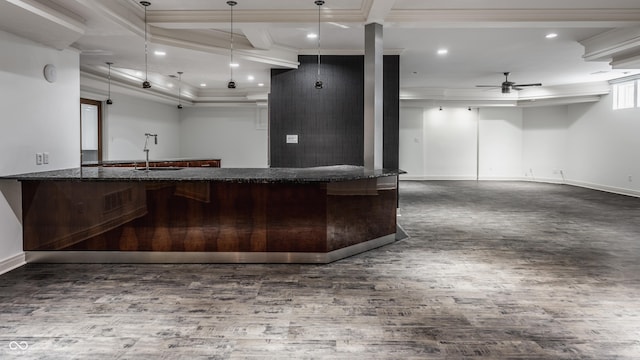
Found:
0,0 -> 85,49
365,0 -> 396,24
241,24 -> 274,50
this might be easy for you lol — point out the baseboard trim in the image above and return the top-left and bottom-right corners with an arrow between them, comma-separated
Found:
400,175 -> 478,181
565,180 -> 640,198
398,177 -> 640,198
0,252 -> 26,275
25,234 -> 398,264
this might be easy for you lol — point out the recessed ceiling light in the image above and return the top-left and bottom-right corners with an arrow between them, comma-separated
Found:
200,83 -> 207,87
167,83 -> 174,88
546,33 -> 558,39
136,71 -> 143,77
258,83 -> 264,87
437,49 -> 448,55
230,62 -> 239,68
307,33 -> 318,39
248,75 -> 255,81
154,50 -> 166,56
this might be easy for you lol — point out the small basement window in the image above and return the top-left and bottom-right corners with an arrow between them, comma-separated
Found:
612,81 -> 636,110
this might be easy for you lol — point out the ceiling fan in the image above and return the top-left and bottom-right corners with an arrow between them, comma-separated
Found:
476,72 -> 542,94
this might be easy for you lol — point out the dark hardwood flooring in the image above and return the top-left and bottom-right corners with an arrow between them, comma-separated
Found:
1,181 -> 640,359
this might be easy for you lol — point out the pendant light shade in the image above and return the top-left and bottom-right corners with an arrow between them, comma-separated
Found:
140,1 -> 152,89
177,71 -> 183,109
106,62 -> 114,105
314,0 -> 324,89
227,1 -> 237,89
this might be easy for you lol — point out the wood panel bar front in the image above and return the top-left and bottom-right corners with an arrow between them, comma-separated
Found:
21,177 -> 397,259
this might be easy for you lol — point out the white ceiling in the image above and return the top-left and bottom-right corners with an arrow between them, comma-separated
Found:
3,0 -> 640,105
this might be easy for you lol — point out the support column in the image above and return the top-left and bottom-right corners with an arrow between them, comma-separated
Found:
364,23 -> 383,170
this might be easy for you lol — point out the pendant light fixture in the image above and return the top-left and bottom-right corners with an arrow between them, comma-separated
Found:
314,0 -> 324,89
227,1 -> 238,89
140,1 -> 152,89
177,71 -> 183,109
106,62 -> 113,105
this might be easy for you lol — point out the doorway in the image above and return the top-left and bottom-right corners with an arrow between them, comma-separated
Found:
80,98 -> 103,165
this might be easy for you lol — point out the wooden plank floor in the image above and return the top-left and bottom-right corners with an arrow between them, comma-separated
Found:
1,181 -> 640,359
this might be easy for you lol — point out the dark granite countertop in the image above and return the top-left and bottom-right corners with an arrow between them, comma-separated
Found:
3,165 -> 400,183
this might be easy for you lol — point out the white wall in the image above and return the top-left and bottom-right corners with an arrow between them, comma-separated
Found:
399,106 -> 523,180
398,107 -> 424,176
103,93 -> 181,161
179,106 -> 268,168
566,94 -> 640,195
522,105 -> 569,182
424,107 -> 478,179
0,30 -> 80,273
479,107 -> 523,180
399,95 -> 640,197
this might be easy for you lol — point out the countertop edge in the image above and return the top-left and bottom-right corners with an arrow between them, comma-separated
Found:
1,166 -> 401,183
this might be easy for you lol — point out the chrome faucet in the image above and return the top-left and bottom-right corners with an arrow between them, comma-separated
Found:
143,133 -> 157,171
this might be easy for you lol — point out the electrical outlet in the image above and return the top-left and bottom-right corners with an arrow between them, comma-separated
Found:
43,152 -> 49,164
36,153 -> 43,165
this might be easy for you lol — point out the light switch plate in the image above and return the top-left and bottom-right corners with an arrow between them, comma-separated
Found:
286,134 -> 298,144
36,153 -> 43,165
43,152 -> 49,164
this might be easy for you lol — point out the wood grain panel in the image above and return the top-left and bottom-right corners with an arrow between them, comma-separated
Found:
265,183 -> 327,252
23,179 -> 396,254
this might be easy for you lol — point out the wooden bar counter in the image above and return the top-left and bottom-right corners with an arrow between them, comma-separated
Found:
6,166 -> 399,263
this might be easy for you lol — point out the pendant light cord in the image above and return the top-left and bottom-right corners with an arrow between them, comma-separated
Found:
177,72 -> 182,105
228,1 -> 236,82
144,5 -> 148,81
316,1 -> 322,80
140,1 -> 151,88
107,63 -> 111,95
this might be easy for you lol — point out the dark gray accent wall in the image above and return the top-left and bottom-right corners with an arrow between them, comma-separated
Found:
269,55 -> 399,169
383,55 -> 400,170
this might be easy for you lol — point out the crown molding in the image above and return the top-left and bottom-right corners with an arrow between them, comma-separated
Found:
400,82 -> 610,105
581,26 -> 640,66
517,95 -> 602,107
83,60 -> 612,108
298,48 -> 404,56
386,9 -> 640,28
81,68 -> 269,106
148,9 -> 367,26
0,0 -> 86,49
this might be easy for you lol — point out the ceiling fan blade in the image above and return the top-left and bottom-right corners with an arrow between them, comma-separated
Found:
514,83 -> 542,87
476,85 -> 499,88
